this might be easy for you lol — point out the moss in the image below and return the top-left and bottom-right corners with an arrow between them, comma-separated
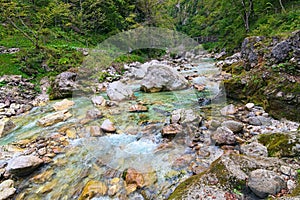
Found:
168,174 -> 200,200
258,133 -> 297,157
289,170 -> 300,197
168,156 -> 247,199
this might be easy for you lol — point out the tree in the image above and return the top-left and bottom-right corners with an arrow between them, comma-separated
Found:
0,0 -> 70,49
230,0 -> 254,33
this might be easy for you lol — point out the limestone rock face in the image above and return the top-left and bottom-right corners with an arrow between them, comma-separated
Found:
6,155 -> 44,176
140,65 -> 189,93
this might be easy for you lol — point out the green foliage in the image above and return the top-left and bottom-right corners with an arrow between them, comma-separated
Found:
271,63 -> 298,75
176,0 -> 299,52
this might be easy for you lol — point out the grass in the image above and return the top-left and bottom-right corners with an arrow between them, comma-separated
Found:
0,54 -> 28,77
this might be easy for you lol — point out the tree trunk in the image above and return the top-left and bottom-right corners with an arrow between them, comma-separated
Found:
279,0 -> 286,13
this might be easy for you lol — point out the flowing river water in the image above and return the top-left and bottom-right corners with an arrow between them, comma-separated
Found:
1,57 -> 228,199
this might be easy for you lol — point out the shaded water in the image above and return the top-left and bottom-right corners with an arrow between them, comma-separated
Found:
1,58 -> 225,199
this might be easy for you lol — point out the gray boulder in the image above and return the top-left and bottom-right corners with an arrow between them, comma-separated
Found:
248,169 -> 286,198
106,81 -> 134,101
220,104 -> 237,116
140,65 -> 188,92
50,72 -> 77,100
171,109 -> 202,136
221,120 -> 243,133
212,126 -> 236,145
6,155 -> 44,176
240,142 -> 268,157
271,41 -> 291,63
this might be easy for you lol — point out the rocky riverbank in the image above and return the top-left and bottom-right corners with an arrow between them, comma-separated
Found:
0,49 -> 299,200
218,30 -> 300,121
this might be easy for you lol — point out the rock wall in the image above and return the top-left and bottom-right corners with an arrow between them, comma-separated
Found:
220,30 -> 300,121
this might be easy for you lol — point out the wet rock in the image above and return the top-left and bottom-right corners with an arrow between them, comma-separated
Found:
66,128 -> 77,139
79,180 -> 108,200
221,120 -> 243,133
107,81 -> 134,101
100,119 -> 116,132
125,168 -> 145,188
85,109 -> 102,120
49,72 -> 77,100
0,179 -> 16,200
212,126 -> 236,145
162,124 -> 183,137
86,126 -> 103,137
52,99 -> 75,111
31,169 -> 54,184
248,169 -> 286,198
6,155 -> 44,176
208,120 -> 221,130
129,104 -> 148,112
240,142 -> 268,157
171,109 -> 202,132
140,65 -> 188,92
220,104 -> 237,116
91,96 -> 105,106
0,118 -> 15,137
37,110 -> 72,127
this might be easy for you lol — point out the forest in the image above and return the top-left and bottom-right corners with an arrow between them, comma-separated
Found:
0,0 -> 299,80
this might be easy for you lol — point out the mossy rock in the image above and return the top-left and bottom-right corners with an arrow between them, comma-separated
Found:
258,132 -> 300,158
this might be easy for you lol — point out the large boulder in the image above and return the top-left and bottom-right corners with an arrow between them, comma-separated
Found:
140,65 -> 189,92
50,72 -> 77,100
248,169 -> 286,198
6,155 -> 44,176
37,110 -> 72,127
106,81 -> 134,101
240,142 -> 268,157
271,41 -> 292,63
221,120 -> 243,133
171,109 -> 202,137
212,126 -> 236,145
